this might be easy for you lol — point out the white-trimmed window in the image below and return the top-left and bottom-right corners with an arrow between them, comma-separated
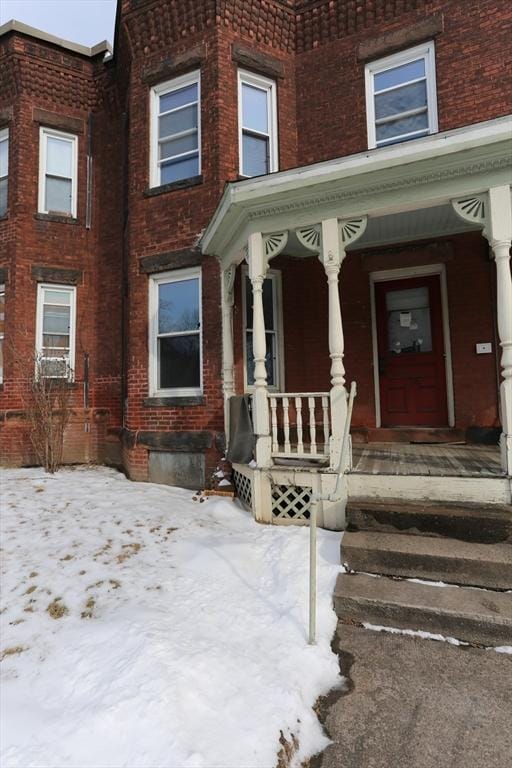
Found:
0,284 -> 4,383
0,128 -> 8,217
149,268 -> 202,396
36,284 -> 76,379
38,128 -> 78,216
238,70 -> 278,177
150,71 -> 201,188
243,269 -> 283,390
365,42 -> 438,149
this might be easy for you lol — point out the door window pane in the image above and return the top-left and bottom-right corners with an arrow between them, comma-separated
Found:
386,286 -> 432,354
245,276 -> 275,329
246,332 -> 276,386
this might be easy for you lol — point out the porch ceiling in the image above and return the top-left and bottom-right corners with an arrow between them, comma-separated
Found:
201,115 -> 512,264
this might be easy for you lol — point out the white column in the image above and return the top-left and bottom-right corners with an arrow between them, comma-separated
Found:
488,187 -> 512,475
221,264 -> 236,448
320,218 -> 347,470
248,231 -> 271,467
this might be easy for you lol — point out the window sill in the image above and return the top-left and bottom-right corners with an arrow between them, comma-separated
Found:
37,379 -> 78,388
144,175 -> 203,198
35,212 -> 79,225
144,396 -> 204,407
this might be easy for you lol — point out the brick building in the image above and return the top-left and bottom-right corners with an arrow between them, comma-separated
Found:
0,1 -> 511,525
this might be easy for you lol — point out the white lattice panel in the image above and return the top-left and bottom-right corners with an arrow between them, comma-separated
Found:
271,484 -> 311,523
233,470 -> 253,510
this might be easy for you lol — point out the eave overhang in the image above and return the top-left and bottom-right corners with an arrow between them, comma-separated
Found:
201,116 -> 512,262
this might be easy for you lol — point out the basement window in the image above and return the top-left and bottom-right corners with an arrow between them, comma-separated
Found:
149,268 -> 202,397
150,71 -> 201,188
365,41 -> 438,149
0,128 -> 8,216
38,128 -> 78,217
36,284 -> 76,379
238,70 -> 278,177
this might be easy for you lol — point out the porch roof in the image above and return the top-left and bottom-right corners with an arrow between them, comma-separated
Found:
201,115 -> 512,263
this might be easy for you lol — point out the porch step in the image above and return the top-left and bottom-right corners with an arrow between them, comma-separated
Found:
341,531 -> 512,589
346,499 -> 512,544
365,427 -> 465,444
334,573 -> 512,647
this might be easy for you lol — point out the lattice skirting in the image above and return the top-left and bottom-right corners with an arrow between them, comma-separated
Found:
233,469 -> 253,510
271,483 -> 311,524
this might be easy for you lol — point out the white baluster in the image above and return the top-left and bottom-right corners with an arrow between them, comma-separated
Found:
322,396 -> 330,455
309,396 -> 317,455
295,396 -> 304,455
270,397 -> 278,454
283,397 -> 291,453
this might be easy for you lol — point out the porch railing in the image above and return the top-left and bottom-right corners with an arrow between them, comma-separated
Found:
269,392 -> 330,460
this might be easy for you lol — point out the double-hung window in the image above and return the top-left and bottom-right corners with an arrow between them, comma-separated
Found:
365,42 -> 438,149
36,284 -> 76,379
38,128 -> 78,216
238,70 -> 278,177
243,270 -> 283,390
0,128 -> 8,217
149,269 -> 202,396
150,71 -> 201,187
0,284 -> 4,383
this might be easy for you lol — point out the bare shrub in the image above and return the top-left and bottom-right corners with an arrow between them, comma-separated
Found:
25,357 -> 74,474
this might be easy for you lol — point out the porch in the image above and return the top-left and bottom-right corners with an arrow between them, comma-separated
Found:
201,117 -> 512,528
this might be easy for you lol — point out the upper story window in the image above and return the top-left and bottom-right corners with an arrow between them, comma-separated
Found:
0,128 -> 8,217
238,70 -> 278,178
149,268 -> 202,397
38,128 -> 78,217
365,42 -> 438,149
36,284 -> 76,379
150,71 -> 201,188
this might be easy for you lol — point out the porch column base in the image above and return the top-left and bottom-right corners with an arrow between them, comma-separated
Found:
252,468 -> 273,524
319,471 -> 348,531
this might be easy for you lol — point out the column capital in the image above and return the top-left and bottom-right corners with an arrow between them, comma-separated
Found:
452,186 -> 512,246
222,264 -> 236,307
247,230 -> 288,281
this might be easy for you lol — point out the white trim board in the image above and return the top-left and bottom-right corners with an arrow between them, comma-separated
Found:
369,263 -> 455,428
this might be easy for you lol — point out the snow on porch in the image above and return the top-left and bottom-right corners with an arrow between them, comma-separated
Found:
0,467 -> 342,768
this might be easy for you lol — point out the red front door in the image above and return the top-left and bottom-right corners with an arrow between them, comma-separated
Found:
375,275 -> 448,427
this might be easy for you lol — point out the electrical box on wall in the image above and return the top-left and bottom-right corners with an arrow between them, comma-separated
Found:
476,342 -> 493,354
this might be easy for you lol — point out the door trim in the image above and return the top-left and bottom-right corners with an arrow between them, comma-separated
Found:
370,263 -> 455,428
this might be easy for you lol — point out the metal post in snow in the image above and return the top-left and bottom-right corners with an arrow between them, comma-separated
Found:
308,496 -> 318,645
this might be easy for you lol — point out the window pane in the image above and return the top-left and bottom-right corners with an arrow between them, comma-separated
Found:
0,138 -> 8,177
159,105 -> 198,139
42,342 -> 70,355
242,83 -> 269,133
158,278 -> 199,334
43,304 -> 70,335
43,289 -> 71,306
46,136 -> 73,177
374,59 -> 425,91
245,277 -> 274,330
375,81 -> 427,119
0,178 -> 7,217
246,332 -> 276,386
0,289 -> 4,335
45,176 -> 72,213
160,83 -> 198,114
0,337 -> 3,382
242,133 -> 269,177
159,132 -> 198,161
376,113 -> 429,143
159,335 -> 200,389
160,155 -> 199,184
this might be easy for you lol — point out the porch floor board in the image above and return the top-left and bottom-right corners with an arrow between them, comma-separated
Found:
351,442 -> 504,478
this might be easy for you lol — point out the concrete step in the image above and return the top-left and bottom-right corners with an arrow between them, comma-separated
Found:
346,499 -> 512,544
342,531 -> 512,589
334,573 -> 512,647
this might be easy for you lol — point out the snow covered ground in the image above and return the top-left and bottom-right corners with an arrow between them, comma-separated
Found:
0,466 -> 343,768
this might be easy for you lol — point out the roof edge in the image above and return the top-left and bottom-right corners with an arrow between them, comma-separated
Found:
0,19 -> 112,59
